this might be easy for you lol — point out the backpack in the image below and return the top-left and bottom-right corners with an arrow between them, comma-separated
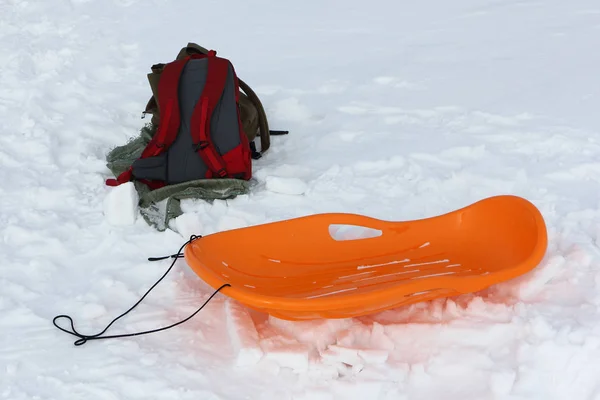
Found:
106,43 -> 274,189
144,43 -> 274,158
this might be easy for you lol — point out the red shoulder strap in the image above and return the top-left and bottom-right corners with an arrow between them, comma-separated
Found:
140,57 -> 188,157
107,52 -> 233,186
106,57 -> 191,186
190,51 -> 230,179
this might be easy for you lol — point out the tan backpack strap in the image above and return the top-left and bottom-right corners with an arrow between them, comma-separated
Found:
147,64 -> 163,102
142,63 -> 166,124
143,43 -> 210,123
238,78 -> 270,152
177,42 -> 210,59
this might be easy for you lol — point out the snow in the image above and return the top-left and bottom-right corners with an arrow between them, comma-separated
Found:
265,176 -> 308,195
2,0 -> 600,399
225,299 -> 263,367
103,181 -> 139,226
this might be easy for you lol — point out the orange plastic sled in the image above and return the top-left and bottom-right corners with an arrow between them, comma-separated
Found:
184,195 -> 547,320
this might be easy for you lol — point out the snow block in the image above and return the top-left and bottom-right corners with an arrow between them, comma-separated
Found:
358,349 -> 389,364
224,299 -> 263,367
490,370 -> 516,396
265,176 -> 308,195
268,317 -> 354,352
320,345 -> 363,367
262,343 -> 310,372
103,182 -> 139,226
259,332 -> 311,372
174,212 -> 203,240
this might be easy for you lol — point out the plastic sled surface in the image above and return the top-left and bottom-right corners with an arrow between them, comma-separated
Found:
184,195 -> 547,320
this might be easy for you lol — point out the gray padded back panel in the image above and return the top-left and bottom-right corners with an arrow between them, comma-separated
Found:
132,58 -> 241,184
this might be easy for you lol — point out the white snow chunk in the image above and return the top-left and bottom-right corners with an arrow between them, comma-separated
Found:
490,370 -> 517,395
262,344 -> 310,372
268,317 -> 355,352
260,335 -> 310,372
225,299 -> 263,367
173,212 -> 203,239
358,349 -> 389,364
320,345 -> 362,367
103,182 -> 139,226
265,175 -> 308,195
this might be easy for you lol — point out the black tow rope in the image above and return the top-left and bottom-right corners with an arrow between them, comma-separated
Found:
53,235 -> 230,346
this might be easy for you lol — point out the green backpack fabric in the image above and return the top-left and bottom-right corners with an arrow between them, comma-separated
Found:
142,42 -> 272,156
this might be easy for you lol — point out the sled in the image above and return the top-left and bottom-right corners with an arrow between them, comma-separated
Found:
184,195 -> 547,320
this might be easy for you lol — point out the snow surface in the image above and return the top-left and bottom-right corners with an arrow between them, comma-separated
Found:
2,0 -> 600,399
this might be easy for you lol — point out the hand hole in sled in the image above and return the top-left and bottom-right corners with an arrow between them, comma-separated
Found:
328,224 -> 382,241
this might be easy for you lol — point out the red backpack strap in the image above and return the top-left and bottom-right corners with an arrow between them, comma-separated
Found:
106,57 -> 191,187
190,51 -> 230,179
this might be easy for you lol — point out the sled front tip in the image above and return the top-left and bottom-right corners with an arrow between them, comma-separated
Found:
184,195 -> 548,320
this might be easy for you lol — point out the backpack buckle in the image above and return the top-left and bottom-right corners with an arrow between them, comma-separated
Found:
193,141 -> 209,151
216,168 -> 227,178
